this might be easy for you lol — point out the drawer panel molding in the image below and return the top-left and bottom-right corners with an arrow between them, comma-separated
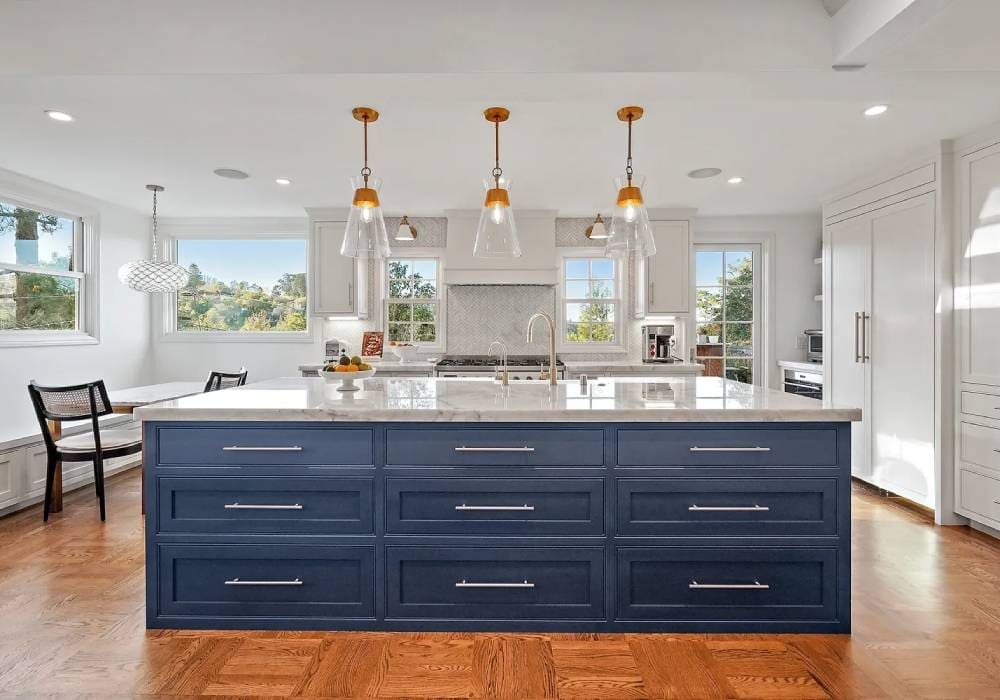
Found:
617,427 -> 838,467
155,426 -> 374,467
386,427 -> 604,467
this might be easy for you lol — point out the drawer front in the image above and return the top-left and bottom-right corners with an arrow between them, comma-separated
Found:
157,544 -> 375,618
386,547 -> 604,620
155,426 -> 373,467
616,478 -> 838,536
617,427 -> 837,467
959,469 -> 1000,523
386,427 -> 604,467
960,421 -> 1000,472
157,477 -> 374,534
962,391 -> 1000,420
386,478 -> 604,535
617,547 -> 838,622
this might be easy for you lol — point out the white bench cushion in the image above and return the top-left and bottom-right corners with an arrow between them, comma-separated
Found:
56,425 -> 142,453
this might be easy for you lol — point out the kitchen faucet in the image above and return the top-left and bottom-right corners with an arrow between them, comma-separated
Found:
488,339 -> 509,386
526,312 -> 559,386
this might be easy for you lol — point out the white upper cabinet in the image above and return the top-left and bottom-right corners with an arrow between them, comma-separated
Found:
643,220 -> 692,315
310,219 -> 368,318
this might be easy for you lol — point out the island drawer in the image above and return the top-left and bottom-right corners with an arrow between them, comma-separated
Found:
155,544 -> 375,619
616,477 -> 838,536
616,547 -> 839,622
156,476 -> 374,534
958,468 -> 1000,523
385,427 -> 604,467
386,546 -> 604,620
959,421 -> 1000,472
617,427 -> 838,467
386,477 -> 604,535
153,426 -> 374,467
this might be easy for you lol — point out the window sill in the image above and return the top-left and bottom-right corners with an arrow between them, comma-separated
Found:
0,331 -> 98,348
160,330 -> 315,344
557,342 -> 627,355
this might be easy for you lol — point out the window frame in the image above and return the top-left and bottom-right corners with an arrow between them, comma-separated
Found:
0,192 -> 98,347
158,218 -> 315,344
557,248 -> 626,353
381,250 -> 445,351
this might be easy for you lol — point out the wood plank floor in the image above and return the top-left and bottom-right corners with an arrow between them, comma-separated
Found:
1,470 -> 999,699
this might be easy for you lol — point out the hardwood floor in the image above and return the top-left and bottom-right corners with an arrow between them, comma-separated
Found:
1,470 -> 999,699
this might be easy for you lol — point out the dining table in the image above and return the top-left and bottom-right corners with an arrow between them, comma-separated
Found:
46,381 -> 206,514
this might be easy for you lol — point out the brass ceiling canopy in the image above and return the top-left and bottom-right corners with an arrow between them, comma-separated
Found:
351,107 -> 379,123
617,106 -> 644,122
484,107 -> 510,123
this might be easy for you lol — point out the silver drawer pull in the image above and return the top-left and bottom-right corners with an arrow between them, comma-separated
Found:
455,446 -> 535,453
223,446 -> 303,452
689,580 -> 769,590
455,579 -> 535,588
224,503 -> 304,510
455,504 -> 535,511
224,578 -> 303,586
688,505 -> 770,512
689,446 -> 771,453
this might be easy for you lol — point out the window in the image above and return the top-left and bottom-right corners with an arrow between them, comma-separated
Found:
0,198 -> 87,339
695,245 -> 761,384
172,238 -> 308,334
560,255 -> 621,347
385,258 -> 441,344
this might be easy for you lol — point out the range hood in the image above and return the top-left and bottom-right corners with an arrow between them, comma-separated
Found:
444,209 -> 557,285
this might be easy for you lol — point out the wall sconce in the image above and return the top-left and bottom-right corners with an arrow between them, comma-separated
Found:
395,215 -> 417,241
585,213 -> 608,240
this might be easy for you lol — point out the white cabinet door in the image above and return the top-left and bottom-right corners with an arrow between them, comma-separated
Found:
827,215 -> 871,479
311,220 -> 364,316
869,193 -> 936,507
960,143 -> 1000,387
645,220 -> 691,315
0,449 -> 23,510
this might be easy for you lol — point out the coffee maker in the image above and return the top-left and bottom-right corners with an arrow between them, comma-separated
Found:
642,324 -> 677,363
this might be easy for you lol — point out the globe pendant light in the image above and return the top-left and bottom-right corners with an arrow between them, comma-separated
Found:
341,107 -> 391,259
605,106 -> 656,259
117,185 -> 190,292
474,107 -> 521,258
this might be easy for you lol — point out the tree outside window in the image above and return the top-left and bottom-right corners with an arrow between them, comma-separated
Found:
386,259 -> 440,344
696,249 -> 755,383
563,257 -> 618,344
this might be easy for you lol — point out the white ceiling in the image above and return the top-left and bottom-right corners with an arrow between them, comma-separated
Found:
2,0 -> 1000,218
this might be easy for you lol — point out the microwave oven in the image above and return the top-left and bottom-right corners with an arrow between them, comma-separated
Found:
805,329 -> 822,363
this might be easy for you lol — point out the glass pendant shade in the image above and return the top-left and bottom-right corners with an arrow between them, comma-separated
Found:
604,174 -> 656,258
341,175 -> 391,259
474,177 -> 521,258
118,184 -> 190,293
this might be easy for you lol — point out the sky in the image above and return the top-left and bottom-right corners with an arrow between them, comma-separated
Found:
177,239 -> 306,289
0,204 -> 75,269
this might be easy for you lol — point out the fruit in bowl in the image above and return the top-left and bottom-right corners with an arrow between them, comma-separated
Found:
321,356 -> 376,390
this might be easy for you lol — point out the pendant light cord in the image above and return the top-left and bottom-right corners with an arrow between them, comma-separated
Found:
492,117 -> 503,188
626,114 -> 634,185
151,188 -> 159,263
361,116 -> 371,187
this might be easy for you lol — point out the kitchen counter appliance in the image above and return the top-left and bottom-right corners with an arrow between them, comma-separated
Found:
783,366 -> 823,401
435,354 -> 565,381
642,324 -> 679,363
805,329 -> 823,363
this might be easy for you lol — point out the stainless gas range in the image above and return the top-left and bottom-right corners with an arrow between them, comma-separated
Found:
434,355 -> 566,382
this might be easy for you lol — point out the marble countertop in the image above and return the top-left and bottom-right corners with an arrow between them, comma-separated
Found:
777,360 -> 824,374
135,376 -> 860,423
298,359 -> 437,372
563,360 -> 704,373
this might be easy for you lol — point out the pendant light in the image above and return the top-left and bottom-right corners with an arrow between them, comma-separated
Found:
585,213 -> 608,240
117,185 -> 190,293
341,107 -> 391,259
605,106 -> 656,258
474,107 -> 521,258
395,215 -> 417,241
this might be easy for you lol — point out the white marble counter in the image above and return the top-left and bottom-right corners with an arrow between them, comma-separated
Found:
298,359 -> 436,374
777,360 -> 824,374
563,360 -> 704,375
135,376 -> 860,423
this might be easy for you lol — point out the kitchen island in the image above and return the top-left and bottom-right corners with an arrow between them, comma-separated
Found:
137,376 -> 859,633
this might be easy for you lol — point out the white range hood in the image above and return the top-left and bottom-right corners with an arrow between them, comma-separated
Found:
443,209 -> 557,285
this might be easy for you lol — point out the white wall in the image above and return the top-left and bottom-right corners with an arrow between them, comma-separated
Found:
150,335 -> 325,383
0,168 -> 152,444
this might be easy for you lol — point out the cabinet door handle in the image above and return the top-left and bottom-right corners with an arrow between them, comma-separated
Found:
454,446 -> 535,453
455,504 -> 535,511
222,446 -> 303,452
854,312 -> 861,363
348,281 -> 353,306
224,503 -> 304,510
689,580 -> 769,590
649,281 -> 654,305
688,504 -> 769,512
689,446 -> 771,453
455,579 -> 535,589
224,578 -> 303,586
862,312 -> 871,362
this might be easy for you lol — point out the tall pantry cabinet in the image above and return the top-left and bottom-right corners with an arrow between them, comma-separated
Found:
823,164 -> 943,513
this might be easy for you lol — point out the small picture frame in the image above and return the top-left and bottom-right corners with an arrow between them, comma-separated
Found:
361,331 -> 384,358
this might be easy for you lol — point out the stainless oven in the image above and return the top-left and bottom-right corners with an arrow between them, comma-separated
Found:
783,368 -> 823,401
805,329 -> 823,363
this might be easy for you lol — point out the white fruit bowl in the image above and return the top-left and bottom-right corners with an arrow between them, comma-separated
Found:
319,367 -> 377,391
390,344 -> 418,362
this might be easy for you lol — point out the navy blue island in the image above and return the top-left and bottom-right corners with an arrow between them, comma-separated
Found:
136,376 -> 860,634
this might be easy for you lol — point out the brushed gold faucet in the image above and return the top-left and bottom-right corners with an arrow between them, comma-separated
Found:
488,339 -> 509,386
526,312 -> 559,386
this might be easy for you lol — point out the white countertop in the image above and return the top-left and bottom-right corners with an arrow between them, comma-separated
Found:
777,360 -> 824,374
135,376 -> 860,423
299,359 -> 436,372
563,360 -> 704,374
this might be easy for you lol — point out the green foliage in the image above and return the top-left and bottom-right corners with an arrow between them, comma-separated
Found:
386,260 -> 437,342
177,264 -> 307,332
696,254 -> 754,382
565,281 -> 614,343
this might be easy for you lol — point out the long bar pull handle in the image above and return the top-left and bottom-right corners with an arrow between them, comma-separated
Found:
455,580 -> 535,589
689,446 -> 771,453
688,505 -> 770,512
348,282 -> 354,306
225,578 -> 303,586
689,580 -> 769,590
862,312 -> 871,362
854,312 -> 861,363
223,446 -> 304,452
455,504 -> 535,511
225,503 -> 304,510
454,446 -> 536,453
649,281 -> 654,306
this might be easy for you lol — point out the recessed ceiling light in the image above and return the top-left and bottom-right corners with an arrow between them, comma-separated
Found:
727,176 -> 744,185
864,104 -> 889,117
688,168 -> 722,179
45,110 -> 74,122
213,168 -> 249,180
275,178 -> 292,185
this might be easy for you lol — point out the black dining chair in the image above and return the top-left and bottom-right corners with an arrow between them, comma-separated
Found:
27,379 -> 143,522
203,367 -> 248,393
